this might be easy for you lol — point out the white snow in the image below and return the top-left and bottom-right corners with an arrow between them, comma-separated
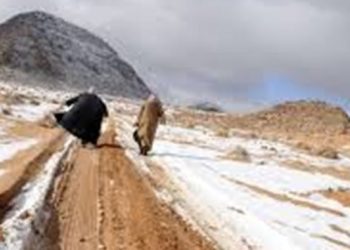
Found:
153,140 -> 350,194
157,125 -> 350,169
0,137 -> 74,250
0,138 -> 37,164
151,141 -> 350,250
114,107 -> 350,250
9,103 -> 57,122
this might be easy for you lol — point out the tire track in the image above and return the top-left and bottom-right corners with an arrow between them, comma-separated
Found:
35,125 -> 215,250
97,128 -> 215,250
0,128 -> 66,220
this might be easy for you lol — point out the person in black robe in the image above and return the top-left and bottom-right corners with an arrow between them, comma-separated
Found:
54,92 -> 108,146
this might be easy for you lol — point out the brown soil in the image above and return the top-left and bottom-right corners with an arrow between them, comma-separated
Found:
34,127 -> 215,250
279,159 -> 349,210
0,123 -> 65,219
9,119 -> 59,140
322,189 -> 350,207
311,234 -> 350,249
330,224 -> 350,238
281,160 -> 350,181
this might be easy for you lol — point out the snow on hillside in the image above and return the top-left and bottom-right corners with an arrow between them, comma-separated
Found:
0,81 -> 61,123
0,11 -> 151,99
114,102 -> 350,250
9,103 -> 56,122
0,83 -> 61,164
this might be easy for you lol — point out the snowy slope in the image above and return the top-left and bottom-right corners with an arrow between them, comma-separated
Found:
114,102 -> 350,250
0,11 -> 151,98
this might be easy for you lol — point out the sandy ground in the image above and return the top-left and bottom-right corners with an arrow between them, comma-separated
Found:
23,127 -> 215,250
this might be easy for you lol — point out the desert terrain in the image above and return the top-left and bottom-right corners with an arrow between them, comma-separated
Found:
0,82 -> 349,250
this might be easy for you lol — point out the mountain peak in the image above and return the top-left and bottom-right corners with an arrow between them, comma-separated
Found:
11,10 -> 56,20
0,11 -> 151,99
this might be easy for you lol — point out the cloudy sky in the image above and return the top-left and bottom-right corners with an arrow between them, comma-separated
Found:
0,0 -> 350,110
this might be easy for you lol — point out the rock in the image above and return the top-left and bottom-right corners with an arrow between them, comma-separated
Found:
314,147 -> 339,160
189,102 -> 224,113
19,210 -> 32,220
0,11 -> 152,99
225,146 -> 251,162
1,105 -> 12,115
245,100 -> 350,135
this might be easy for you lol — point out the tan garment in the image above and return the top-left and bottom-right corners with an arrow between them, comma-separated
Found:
136,97 -> 165,151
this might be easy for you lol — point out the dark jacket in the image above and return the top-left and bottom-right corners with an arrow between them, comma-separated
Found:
54,93 -> 108,144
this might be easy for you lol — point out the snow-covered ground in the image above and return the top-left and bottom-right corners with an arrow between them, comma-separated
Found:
0,81 -> 64,123
0,137 -> 74,250
9,103 -> 57,122
0,94 -> 57,166
115,105 -> 350,250
0,81 -> 73,104
0,138 -> 37,164
0,85 -> 348,249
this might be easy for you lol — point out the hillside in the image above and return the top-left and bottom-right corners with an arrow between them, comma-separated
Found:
0,11 -> 151,98
245,100 -> 350,135
170,100 -> 350,152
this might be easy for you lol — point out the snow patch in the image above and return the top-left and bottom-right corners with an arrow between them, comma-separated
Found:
10,103 -> 56,122
0,137 -> 74,250
0,138 -> 37,163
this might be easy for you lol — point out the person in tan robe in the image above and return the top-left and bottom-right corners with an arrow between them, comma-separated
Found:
133,95 -> 165,155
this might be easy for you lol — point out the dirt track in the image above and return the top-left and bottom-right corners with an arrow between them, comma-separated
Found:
0,123 -> 65,219
29,127 -> 215,250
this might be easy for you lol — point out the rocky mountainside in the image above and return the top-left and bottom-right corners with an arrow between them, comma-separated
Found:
0,11 -> 151,98
170,100 -> 350,141
245,100 -> 350,135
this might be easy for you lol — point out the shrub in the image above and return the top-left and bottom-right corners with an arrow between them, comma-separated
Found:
314,147 -> 339,160
225,146 -> 251,162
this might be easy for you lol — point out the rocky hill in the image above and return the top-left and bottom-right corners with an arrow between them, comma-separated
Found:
245,100 -> 350,135
0,11 -> 151,98
170,100 -> 350,146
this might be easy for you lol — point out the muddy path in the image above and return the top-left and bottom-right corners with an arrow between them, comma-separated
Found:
34,127 -> 215,250
0,125 -> 65,220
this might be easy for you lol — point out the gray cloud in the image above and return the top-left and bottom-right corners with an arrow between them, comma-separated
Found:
0,0 -> 349,109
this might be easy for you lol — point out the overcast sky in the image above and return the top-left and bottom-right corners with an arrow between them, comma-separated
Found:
0,0 -> 350,110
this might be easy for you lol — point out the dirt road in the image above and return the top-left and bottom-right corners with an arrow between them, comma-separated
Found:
0,123 -> 65,219
30,127 -> 215,250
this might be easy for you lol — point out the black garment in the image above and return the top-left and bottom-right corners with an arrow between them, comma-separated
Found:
54,93 -> 108,144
